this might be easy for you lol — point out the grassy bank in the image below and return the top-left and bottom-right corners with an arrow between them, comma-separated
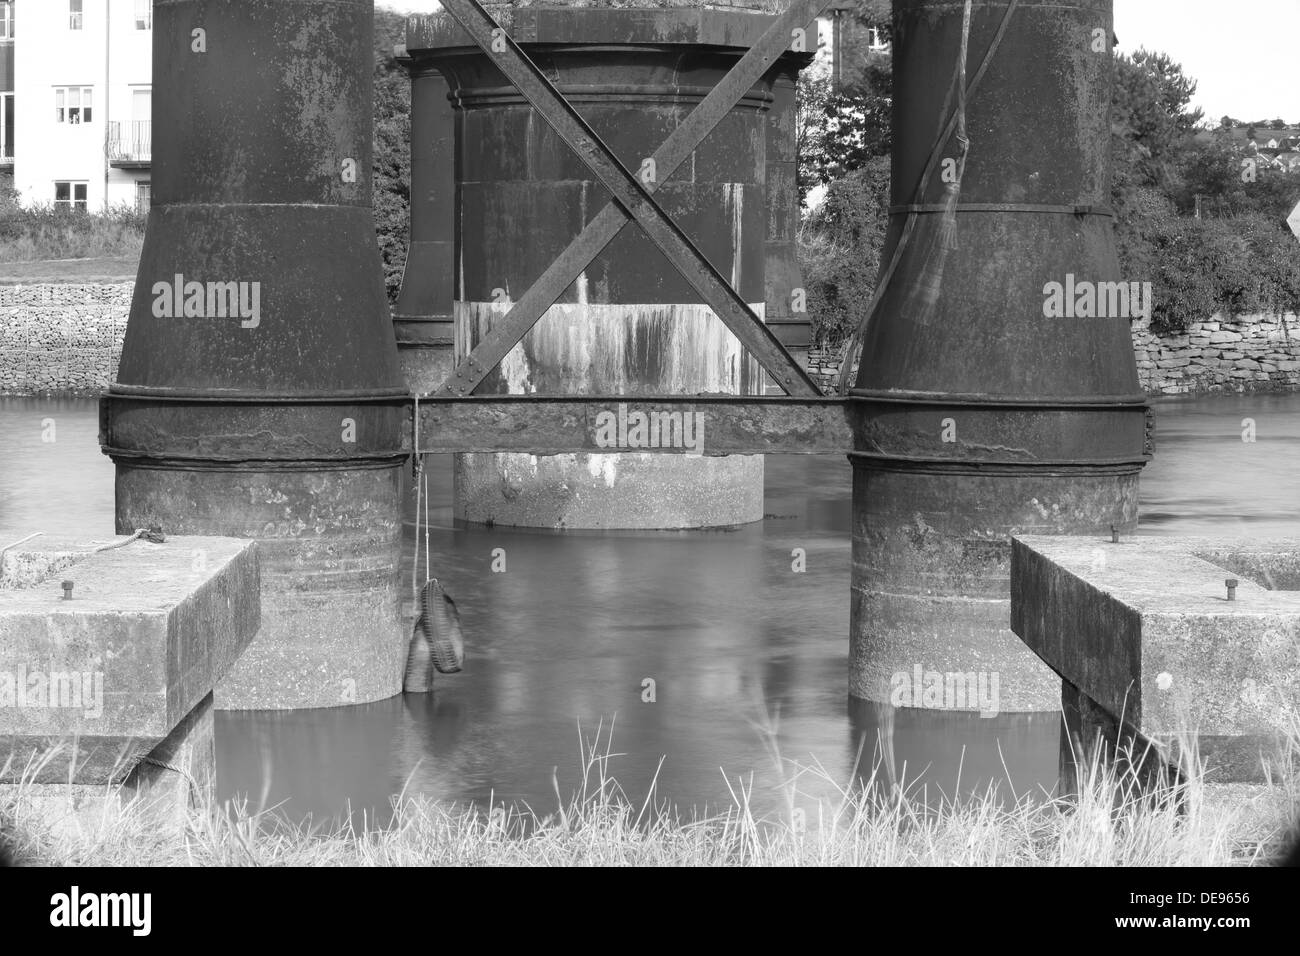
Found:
0,203 -> 146,264
3,728 -> 1296,866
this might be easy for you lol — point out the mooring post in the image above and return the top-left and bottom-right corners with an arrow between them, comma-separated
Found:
847,0 -> 1149,717
100,0 -> 410,709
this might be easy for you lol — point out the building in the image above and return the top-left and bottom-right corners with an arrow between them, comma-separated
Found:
821,0 -> 890,88
1,2 -> 13,173
7,0 -> 153,212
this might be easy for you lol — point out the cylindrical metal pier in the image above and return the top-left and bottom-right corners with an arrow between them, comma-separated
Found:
100,0 -> 409,710
848,0 -> 1149,712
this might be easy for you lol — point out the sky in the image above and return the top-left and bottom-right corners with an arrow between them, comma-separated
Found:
381,0 -> 1299,125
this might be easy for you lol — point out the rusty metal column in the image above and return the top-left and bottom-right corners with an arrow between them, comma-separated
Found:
408,4 -> 778,529
100,0 -> 410,710
394,62 -> 458,394
848,0 -> 1148,712
762,53 -> 813,370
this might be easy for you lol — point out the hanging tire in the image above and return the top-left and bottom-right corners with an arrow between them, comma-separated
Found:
420,578 -> 464,674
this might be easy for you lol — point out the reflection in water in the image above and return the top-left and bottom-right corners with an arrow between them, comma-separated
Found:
2,394 -> 1298,826
847,699 -> 1060,807
1139,394 -> 1300,537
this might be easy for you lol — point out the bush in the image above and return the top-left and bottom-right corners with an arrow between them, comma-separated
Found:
372,8 -> 411,306
797,156 -> 890,348
1119,205 -> 1300,334
0,182 -> 146,262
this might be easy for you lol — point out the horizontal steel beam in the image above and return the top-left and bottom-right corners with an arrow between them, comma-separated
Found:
414,395 -> 853,456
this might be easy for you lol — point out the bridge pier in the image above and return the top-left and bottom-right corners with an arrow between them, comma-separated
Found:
100,0 -> 409,710
406,4 -> 803,529
847,0 -> 1148,713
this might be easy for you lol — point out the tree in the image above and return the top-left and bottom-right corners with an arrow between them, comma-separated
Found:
797,62 -> 891,201
1111,49 -> 1205,214
372,7 -> 412,305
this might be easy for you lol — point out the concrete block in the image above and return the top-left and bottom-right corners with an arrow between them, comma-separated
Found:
1011,535 -> 1300,782
0,533 -> 259,783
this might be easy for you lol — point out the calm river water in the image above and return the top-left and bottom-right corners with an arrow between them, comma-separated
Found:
1,393 -> 1297,825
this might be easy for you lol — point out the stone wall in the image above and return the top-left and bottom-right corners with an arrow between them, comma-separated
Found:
0,283 -> 132,395
2,282 -> 1298,398
808,313 -> 1300,396
1131,312 -> 1300,395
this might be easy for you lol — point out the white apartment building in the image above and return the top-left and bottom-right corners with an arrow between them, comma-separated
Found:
8,0 -> 153,212
2,2 -> 14,170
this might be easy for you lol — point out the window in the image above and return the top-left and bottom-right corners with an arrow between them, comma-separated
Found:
135,0 -> 152,31
0,93 -> 13,162
1,3 -> 14,41
55,87 -> 93,124
69,1 -> 82,31
135,181 -> 151,215
55,182 -> 89,213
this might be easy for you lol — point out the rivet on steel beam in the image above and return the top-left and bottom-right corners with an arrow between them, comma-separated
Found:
61,580 -> 74,600
1225,578 -> 1238,601
1110,524 -> 1119,543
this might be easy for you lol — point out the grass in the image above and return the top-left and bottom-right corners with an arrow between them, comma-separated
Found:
2,718 -> 1296,867
0,198 -> 146,265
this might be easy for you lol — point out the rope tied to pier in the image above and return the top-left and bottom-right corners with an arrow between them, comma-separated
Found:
93,527 -> 166,553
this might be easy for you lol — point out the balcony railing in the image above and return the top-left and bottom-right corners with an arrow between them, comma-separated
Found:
106,120 -> 150,165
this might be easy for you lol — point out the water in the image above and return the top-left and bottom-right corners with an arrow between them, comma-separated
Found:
2,393 -> 1298,825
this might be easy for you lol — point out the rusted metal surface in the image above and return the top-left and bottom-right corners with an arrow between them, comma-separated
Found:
415,395 -> 853,455
762,56 -> 813,355
848,0 -> 1148,712
407,5 -> 817,527
393,64 -> 457,393
415,2 -> 826,399
429,0 -> 820,397
102,0 -> 408,710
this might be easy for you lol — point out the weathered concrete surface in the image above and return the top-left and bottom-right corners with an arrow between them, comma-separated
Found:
0,533 -> 259,783
8,693 -> 216,837
1011,535 -> 1300,782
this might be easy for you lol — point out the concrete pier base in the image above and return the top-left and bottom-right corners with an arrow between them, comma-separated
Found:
455,452 -> 764,529
0,532 -> 259,833
7,694 -> 216,837
454,301 -> 767,528
1012,534 -> 1300,784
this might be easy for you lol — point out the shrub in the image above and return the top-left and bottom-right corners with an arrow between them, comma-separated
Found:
0,182 -> 146,262
1119,207 -> 1300,334
797,156 -> 890,349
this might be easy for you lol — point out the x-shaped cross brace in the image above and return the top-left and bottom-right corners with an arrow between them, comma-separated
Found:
433,0 -> 829,399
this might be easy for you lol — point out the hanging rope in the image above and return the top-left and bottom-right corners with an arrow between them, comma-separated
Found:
411,451 -> 424,611
838,0 -> 1020,393
423,461 -> 431,586
903,0 -> 974,326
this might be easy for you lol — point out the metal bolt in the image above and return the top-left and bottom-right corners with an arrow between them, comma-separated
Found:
1110,524 -> 1119,543
61,580 -> 73,600
1225,578 -> 1238,601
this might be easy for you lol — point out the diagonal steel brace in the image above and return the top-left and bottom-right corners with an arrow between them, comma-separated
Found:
435,0 -> 825,399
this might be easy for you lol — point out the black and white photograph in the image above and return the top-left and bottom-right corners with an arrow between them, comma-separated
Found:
0,0 -> 1297,905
